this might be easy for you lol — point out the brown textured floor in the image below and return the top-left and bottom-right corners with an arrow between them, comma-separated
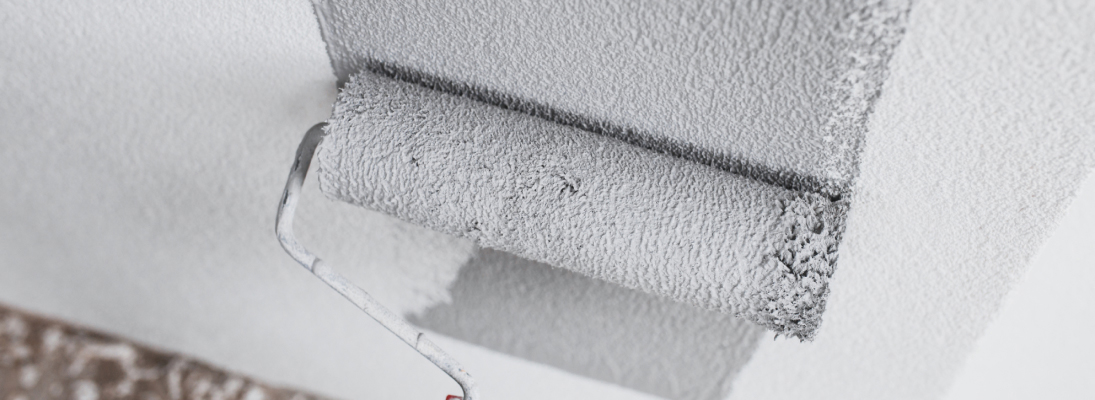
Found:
0,303 -> 331,400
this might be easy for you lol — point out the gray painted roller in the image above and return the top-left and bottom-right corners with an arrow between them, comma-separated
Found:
315,71 -> 847,339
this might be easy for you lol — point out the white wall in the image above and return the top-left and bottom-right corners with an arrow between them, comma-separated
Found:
944,174 -> 1095,399
2,0 -> 1092,399
731,1 -> 1095,398
0,1 -> 650,399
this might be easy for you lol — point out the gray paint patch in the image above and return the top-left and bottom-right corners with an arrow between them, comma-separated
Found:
411,249 -> 765,400
311,0 -> 910,195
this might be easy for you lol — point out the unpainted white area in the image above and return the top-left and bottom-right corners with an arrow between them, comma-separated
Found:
0,1 -> 653,399
316,0 -> 909,190
731,0 -> 1095,398
944,173 -> 1095,399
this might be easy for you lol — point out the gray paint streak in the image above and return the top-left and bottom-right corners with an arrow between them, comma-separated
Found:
410,249 -> 765,400
317,72 -> 846,339
312,0 -> 910,195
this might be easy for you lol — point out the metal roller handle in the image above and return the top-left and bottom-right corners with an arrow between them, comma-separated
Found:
276,123 -> 479,400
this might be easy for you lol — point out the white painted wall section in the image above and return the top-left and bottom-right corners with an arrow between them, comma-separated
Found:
0,1 -> 650,399
730,0 -> 1095,398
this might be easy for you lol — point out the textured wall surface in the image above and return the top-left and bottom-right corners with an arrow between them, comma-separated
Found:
944,174 -> 1095,399
315,0 -> 910,194
731,0 -> 1095,398
1,0 -> 1092,399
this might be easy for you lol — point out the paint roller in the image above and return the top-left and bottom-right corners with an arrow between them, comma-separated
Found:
277,70 -> 847,398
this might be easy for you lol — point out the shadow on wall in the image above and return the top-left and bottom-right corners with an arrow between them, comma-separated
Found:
410,249 -> 765,400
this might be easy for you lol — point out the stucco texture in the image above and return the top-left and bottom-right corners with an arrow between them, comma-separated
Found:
731,0 -> 1095,398
314,0 -> 910,195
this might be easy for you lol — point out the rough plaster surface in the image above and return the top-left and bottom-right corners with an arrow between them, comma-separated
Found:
318,71 -> 847,339
410,249 -> 765,400
314,0 -> 910,195
730,0 -> 1095,398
